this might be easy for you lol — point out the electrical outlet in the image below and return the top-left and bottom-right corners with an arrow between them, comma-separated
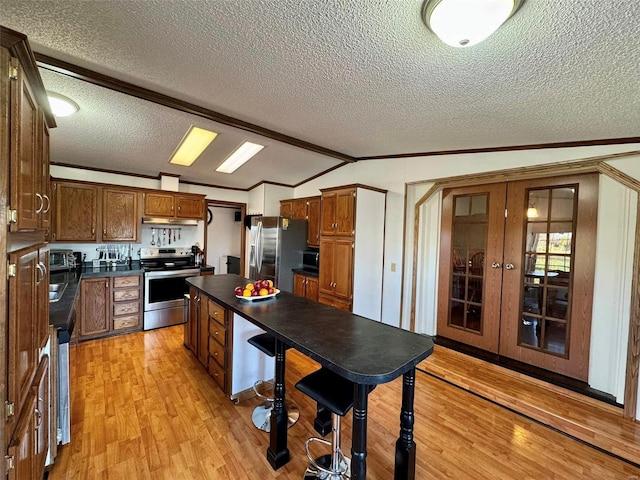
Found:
391,263 -> 396,272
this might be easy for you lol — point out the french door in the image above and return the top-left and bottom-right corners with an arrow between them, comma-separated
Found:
437,173 -> 598,380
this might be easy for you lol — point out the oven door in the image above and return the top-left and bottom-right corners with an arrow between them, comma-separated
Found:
144,269 -> 200,311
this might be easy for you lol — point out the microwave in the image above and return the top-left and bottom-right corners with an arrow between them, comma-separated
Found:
302,249 -> 320,272
50,249 -> 76,272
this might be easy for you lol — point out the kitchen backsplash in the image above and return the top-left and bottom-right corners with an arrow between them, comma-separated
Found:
52,224 -> 202,263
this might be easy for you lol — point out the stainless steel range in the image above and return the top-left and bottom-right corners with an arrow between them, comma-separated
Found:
140,247 -> 200,330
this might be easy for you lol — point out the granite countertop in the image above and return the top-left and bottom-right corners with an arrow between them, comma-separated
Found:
186,274 -> 434,385
292,268 -> 319,278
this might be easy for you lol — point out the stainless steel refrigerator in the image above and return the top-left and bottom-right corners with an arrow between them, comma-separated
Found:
249,216 -> 307,293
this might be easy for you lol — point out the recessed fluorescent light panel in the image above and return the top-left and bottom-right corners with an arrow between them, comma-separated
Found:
169,126 -> 218,166
215,141 -> 265,174
47,91 -> 79,117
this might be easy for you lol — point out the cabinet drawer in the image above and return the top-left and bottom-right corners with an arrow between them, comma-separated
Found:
208,356 -> 226,390
113,275 -> 140,288
208,338 -> 226,369
209,319 -> 226,347
113,315 -> 140,330
208,299 -> 226,325
318,293 -> 351,312
113,288 -> 139,302
113,301 -> 139,316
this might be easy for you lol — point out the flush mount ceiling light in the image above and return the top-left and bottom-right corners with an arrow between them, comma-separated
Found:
46,91 -> 79,117
215,141 -> 265,174
169,126 -> 218,166
422,0 -> 524,48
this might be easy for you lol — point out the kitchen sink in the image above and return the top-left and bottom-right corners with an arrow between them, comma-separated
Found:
49,283 -> 67,303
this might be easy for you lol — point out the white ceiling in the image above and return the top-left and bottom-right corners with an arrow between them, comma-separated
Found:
2,1 -> 639,190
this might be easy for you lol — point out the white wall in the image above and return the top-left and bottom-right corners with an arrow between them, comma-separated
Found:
206,206 -> 242,272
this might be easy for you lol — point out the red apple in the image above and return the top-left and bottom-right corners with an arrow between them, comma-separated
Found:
268,288 -> 275,294
251,289 -> 258,296
234,286 -> 243,295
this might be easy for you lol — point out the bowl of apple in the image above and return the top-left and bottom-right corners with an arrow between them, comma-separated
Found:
234,279 -> 279,302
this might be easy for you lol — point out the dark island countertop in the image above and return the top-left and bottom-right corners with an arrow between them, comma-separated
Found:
186,274 -> 434,385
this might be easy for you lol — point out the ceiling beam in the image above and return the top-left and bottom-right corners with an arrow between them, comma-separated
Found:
35,53 -> 357,164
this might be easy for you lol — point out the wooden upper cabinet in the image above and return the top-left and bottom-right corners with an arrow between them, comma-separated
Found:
307,196 -> 321,246
292,199 -> 307,220
143,192 -> 205,219
143,192 -> 175,217
320,188 -> 355,236
9,56 -> 39,231
176,194 -> 204,219
102,188 -> 139,242
334,189 -> 355,236
280,200 -> 293,218
281,196 -> 321,246
53,182 -> 98,242
38,116 -> 51,238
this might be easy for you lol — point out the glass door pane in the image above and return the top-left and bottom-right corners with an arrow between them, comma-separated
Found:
438,182 -> 506,354
519,186 -> 576,357
450,194 -> 488,333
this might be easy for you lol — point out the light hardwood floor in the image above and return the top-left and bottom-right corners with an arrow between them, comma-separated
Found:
49,326 -> 640,479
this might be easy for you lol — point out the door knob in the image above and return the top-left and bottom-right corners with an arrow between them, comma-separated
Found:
491,262 -> 502,269
505,263 -> 515,270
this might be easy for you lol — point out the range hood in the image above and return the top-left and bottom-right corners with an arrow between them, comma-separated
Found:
141,217 -> 198,226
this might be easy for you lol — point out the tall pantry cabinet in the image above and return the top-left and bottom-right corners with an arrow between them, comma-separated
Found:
2,27 -> 56,480
318,185 -> 386,321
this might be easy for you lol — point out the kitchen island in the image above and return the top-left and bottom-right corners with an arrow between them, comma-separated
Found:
186,274 -> 434,480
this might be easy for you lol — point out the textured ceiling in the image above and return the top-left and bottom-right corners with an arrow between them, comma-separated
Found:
2,1 -> 639,189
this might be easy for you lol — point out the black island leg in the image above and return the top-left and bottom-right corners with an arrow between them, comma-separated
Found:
267,339 -> 289,469
394,368 -> 416,480
351,383 -> 369,479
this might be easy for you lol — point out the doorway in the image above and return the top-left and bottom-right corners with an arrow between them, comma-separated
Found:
437,173 -> 598,381
205,200 -> 246,276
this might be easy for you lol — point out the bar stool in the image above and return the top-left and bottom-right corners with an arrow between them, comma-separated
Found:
248,332 -> 299,432
295,367 -> 356,479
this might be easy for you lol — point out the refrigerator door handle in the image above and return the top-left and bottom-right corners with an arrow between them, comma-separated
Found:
256,220 -> 263,274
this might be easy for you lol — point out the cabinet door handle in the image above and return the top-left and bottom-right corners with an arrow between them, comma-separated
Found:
36,263 -> 45,284
35,407 -> 43,427
491,262 -> 502,269
104,229 -> 107,236
35,193 -> 44,214
213,311 -> 218,315
43,194 -> 50,213
505,263 -> 515,270
92,227 -> 95,235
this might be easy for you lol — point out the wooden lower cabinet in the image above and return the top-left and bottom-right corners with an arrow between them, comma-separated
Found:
112,275 -> 141,332
185,289 -> 230,394
78,274 -> 142,340
207,298 -> 227,390
318,293 -> 352,312
319,237 -> 353,307
79,277 -> 110,339
293,273 -> 319,302
6,355 -> 49,480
